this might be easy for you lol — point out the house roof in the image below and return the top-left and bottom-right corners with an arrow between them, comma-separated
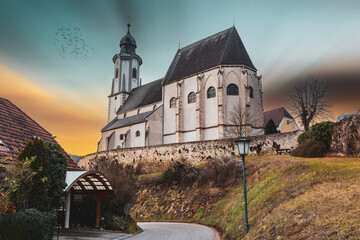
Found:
162,27 -> 256,85
102,110 -> 154,132
264,107 -> 294,127
0,97 -> 81,171
117,78 -> 163,114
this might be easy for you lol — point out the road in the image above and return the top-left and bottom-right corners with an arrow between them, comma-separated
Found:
128,222 -> 217,240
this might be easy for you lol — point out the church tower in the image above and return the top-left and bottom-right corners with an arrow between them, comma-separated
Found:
108,24 -> 142,122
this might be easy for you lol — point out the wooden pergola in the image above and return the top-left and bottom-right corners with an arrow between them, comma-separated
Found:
65,171 -> 113,228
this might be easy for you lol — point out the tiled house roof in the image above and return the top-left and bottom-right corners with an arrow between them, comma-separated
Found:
0,97 -> 81,170
264,107 -> 294,127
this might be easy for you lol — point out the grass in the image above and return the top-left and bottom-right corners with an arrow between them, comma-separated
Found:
134,155 -> 360,239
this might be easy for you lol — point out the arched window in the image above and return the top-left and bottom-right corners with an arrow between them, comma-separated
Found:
227,84 -> 239,95
136,131 -> 140,137
188,92 -> 196,103
120,134 -> 124,140
132,68 -> 137,78
207,86 -> 216,98
249,86 -> 254,99
115,68 -> 119,78
170,97 -> 176,108
137,109 -> 140,114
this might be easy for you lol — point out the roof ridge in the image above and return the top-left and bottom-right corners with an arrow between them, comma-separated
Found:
0,98 -> 55,139
219,27 -> 235,64
179,27 -> 234,51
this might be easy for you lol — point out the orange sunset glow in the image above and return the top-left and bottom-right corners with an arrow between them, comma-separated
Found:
0,64 -> 106,155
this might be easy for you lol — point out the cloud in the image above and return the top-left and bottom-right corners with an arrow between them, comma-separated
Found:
0,63 -> 105,155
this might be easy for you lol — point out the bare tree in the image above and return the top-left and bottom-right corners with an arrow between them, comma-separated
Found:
224,100 -> 251,138
288,76 -> 330,131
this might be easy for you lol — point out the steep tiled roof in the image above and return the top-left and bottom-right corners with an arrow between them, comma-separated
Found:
163,27 -> 256,85
102,111 -> 154,132
0,97 -> 81,170
264,107 -> 294,127
117,78 -> 163,114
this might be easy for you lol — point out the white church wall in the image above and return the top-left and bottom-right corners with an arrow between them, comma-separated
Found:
182,76 -> 197,132
204,73 -> 219,129
108,95 -> 121,122
131,59 -> 139,90
182,131 -> 197,142
223,68 -> 243,126
203,127 -> 219,140
247,71 -> 264,134
121,60 -> 130,91
163,82 -> 177,142
147,106 -> 163,146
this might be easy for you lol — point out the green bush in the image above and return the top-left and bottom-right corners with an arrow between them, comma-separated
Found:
0,208 -> 56,240
293,121 -> 334,158
102,213 -> 140,233
297,131 -> 311,144
310,121 -> 334,148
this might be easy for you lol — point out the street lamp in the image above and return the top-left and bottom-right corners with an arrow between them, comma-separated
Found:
236,138 -> 250,233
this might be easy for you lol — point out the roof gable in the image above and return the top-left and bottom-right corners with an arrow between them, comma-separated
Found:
117,78 -> 163,114
163,27 -> 256,85
264,107 -> 294,127
102,111 -> 153,132
0,97 -> 81,170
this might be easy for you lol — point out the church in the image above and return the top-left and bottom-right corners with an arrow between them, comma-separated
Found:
98,25 -> 264,151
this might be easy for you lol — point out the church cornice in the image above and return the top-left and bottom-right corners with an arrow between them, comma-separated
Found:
162,64 -> 257,86
112,53 -> 143,65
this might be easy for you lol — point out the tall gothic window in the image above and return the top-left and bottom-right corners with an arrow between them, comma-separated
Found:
132,68 -> 137,78
188,92 -> 196,103
207,86 -> 216,98
227,84 -> 239,95
115,68 -> 119,78
249,86 -> 254,99
136,131 -> 140,137
170,97 -> 176,108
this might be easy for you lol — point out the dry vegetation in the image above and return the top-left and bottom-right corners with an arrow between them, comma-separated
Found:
133,155 -> 360,240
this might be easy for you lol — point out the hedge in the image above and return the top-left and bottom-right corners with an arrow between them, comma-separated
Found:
0,208 -> 56,240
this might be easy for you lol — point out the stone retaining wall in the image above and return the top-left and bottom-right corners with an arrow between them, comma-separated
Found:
79,131 -> 301,173
331,115 -> 360,157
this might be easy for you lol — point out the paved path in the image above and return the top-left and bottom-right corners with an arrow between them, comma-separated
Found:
128,222 -> 217,240
52,229 -> 129,240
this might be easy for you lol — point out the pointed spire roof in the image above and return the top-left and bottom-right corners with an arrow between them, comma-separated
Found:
119,24 -> 137,56
163,27 -> 256,85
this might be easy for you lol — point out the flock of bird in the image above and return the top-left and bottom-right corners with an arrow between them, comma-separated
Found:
53,24 -> 95,59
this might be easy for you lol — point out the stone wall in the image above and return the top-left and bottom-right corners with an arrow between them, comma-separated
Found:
331,115 -> 360,156
79,131 -> 301,173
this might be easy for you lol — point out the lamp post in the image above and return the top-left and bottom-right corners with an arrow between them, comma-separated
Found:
236,138 -> 250,233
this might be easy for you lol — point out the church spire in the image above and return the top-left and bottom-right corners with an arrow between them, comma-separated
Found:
120,23 -> 137,56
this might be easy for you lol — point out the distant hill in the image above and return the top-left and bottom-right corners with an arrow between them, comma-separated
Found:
69,154 -> 82,164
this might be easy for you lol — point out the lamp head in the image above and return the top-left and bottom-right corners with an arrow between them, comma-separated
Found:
236,138 -> 250,156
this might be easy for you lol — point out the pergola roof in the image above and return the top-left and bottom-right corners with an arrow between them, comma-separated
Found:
65,171 -> 113,192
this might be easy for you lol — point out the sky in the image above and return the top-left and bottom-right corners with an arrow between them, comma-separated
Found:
0,0 -> 359,155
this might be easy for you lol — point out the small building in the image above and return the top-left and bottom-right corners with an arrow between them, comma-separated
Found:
264,107 -> 299,133
0,97 -> 112,228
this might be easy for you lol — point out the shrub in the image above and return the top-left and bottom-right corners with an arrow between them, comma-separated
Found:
310,121 -> 334,148
12,138 -> 51,211
265,119 -> 278,134
297,131 -> 311,144
102,213 -> 140,233
0,208 -> 56,240
45,142 -> 67,209
162,159 -> 198,186
292,121 -> 334,157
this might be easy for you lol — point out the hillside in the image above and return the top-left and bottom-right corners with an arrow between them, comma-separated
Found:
133,156 -> 360,239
